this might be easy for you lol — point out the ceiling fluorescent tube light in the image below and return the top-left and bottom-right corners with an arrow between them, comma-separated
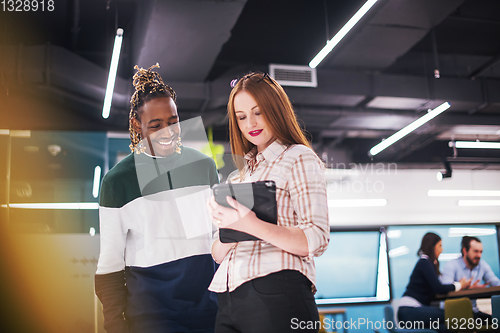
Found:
389,246 -> 410,258
448,227 -> 497,237
102,28 -> 124,119
92,166 -> 102,198
439,253 -> 462,261
428,190 -> 500,197
369,102 -> 451,156
309,0 -> 378,68
453,141 -> 500,149
5,203 -> 99,209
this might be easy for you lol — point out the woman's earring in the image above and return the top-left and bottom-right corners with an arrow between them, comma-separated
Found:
175,137 -> 182,154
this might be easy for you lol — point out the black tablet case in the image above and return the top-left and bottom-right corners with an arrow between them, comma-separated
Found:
213,181 -> 277,243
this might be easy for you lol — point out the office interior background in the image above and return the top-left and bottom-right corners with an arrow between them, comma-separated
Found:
1,0 -> 500,332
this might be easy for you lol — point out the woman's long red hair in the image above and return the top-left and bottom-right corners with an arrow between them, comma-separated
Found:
227,72 -> 311,171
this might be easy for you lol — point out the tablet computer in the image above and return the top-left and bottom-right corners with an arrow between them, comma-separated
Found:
212,180 -> 277,243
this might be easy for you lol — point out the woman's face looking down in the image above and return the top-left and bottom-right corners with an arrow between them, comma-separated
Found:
233,91 -> 274,152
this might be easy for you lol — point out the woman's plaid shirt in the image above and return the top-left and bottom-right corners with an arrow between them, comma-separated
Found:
209,140 -> 330,293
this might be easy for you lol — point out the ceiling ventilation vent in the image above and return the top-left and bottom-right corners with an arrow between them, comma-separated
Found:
269,64 -> 317,87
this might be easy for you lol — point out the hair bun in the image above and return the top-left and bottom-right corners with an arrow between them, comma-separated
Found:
132,63 -> 165,92
130,63 -> 176,101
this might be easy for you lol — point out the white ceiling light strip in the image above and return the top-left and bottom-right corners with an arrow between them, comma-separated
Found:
452,141 -> 500,149
439,253 -> 462,261
92,166 -> 102,198
369,102 -> 451,156
388,246 -> 409,258
102,28 -> 124,119
3,203 -> 99,210
309,0 -> 378,68
387,230 -> 402,239
448,227 -> 497,237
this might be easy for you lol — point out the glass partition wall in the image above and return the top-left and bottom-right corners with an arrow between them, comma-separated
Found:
5,131 -> 131,233
387,224 -> 500,300
0,130 -> 131,333
315,229 -> 390,304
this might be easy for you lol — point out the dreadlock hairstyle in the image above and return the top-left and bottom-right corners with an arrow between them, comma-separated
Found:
129,63 -> 177,153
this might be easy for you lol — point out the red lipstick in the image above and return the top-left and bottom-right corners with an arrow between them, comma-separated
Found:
249,129 -> 263,137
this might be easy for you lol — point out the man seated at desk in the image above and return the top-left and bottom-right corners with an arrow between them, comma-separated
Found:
441,236 -> 500,317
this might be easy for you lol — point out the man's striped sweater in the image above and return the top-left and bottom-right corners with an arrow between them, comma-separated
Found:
95,146 -> 219,333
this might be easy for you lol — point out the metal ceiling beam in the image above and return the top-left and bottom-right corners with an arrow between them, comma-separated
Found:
469,54 -> 500,80
447,15 -> 500,26
205,69 -> 499,112
436,114 -> 500,126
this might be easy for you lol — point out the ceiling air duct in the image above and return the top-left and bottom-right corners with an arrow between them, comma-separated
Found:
269,64 -> 317,87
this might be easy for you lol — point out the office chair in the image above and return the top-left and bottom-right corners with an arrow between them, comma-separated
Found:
491,295 -> 500,322
384,305 -> 437,333
444,297 -> 474,332
444,297 -> 491,332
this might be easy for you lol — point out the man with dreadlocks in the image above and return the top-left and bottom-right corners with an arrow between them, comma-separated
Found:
95,64 -> 218,333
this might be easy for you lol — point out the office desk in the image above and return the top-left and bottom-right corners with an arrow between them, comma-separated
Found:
434,286 -> 500,315
436,286 -> 500,300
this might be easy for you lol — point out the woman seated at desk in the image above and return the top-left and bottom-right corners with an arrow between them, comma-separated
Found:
398,232 -> 470,333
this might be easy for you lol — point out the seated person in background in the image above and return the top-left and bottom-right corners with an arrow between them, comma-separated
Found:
440,236 -> 500,319
398,232 -> 470,333
441,236 -> 500,289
